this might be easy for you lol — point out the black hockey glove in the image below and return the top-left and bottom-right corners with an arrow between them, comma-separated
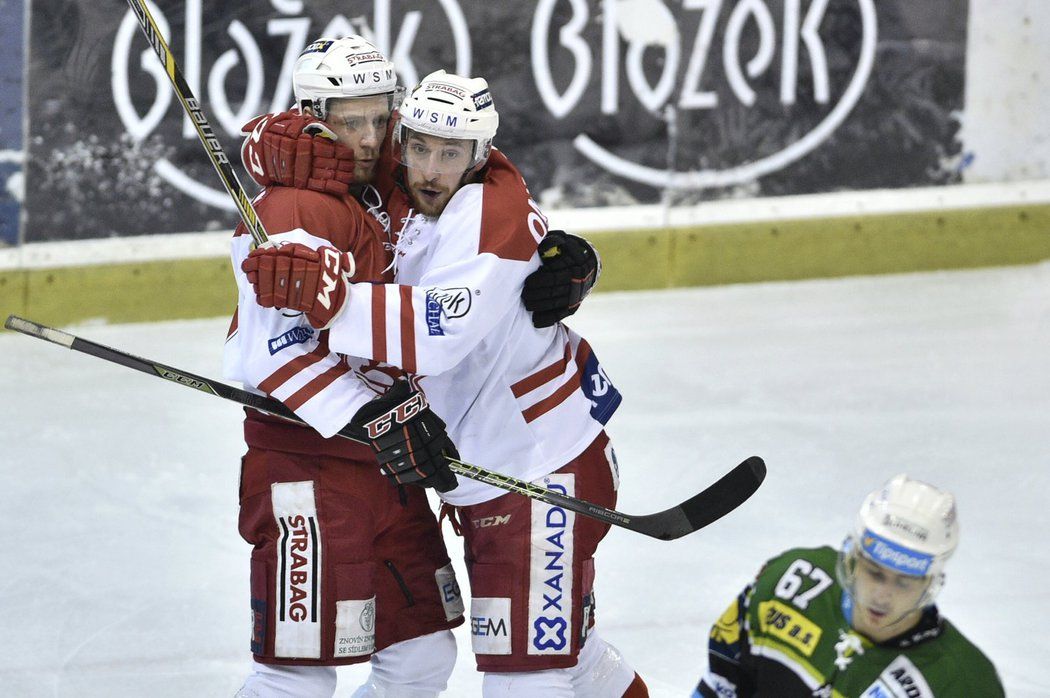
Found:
522,230 -> 600,328
350,380 -> 459,493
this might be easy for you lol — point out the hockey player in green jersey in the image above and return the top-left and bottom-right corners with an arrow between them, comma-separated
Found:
693,474 -> 1004,697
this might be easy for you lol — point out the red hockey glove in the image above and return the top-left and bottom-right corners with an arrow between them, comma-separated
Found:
241,243 -> 356,330
240,111 -> 356,195
351,380 -> 459,493
522,230 -> 601,328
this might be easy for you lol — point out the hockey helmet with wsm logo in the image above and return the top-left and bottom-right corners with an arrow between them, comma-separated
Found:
292,36 -> 401,121
837,474 -> 959,609
393,70 -> 500,175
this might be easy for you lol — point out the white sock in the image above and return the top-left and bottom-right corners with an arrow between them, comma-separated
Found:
235,660 -> 337,698
351,630 -> 457,698
482,668 -> 573,698
569,631 -> 636,698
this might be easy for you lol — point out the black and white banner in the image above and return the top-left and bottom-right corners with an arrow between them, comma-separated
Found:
23,0 -> 968,242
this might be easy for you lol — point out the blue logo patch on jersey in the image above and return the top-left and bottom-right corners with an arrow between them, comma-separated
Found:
268,326 -> 315,355
860,683 -> 894,698
860,529 -> 934,576
425,287 -> 472,336
425,293 -> 445,336
580,349 -> 621,425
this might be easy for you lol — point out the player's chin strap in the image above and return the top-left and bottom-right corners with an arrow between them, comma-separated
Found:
6,314 -> 767,541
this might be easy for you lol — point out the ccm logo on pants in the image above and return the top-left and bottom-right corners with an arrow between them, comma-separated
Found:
272,481 -> 322,658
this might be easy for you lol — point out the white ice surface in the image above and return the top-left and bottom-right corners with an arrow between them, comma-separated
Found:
2,264 -> 1048,697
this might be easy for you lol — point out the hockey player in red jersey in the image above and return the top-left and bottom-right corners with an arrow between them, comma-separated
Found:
241,71 -> 649,698
224,37 -> 465,698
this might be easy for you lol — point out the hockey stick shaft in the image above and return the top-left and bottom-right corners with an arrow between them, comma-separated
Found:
5,315 -> 764,540
124,0 -> 268,247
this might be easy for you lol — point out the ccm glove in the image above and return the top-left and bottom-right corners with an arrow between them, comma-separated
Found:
351,381 -> 459,493
241,111 -> 356,195
522,230 -> 600,328
241,243 -> 355,330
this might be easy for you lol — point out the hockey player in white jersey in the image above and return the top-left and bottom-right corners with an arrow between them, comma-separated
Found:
241,71 -> 649,697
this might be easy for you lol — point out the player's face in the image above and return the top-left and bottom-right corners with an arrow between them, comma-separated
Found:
402,131 -> 473,217
326,96 -> 391,183
849,557 -> 930,642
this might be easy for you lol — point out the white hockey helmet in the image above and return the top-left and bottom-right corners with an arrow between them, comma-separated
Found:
394,70 -> 499,174
837,474 -> 959,607
293,36 -> 400,121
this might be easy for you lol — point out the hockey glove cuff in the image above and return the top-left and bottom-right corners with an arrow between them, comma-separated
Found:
522,230 -> 600,328
241,242 -> 356,330
241,111 -> 356,195
350,381 -> 459,493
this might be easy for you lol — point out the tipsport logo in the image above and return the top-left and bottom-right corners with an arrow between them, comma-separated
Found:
528,474 -> 575,655
861,530 -> 933,576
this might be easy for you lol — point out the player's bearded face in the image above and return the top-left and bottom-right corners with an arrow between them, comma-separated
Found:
326,96 -> 391,183
849,557 -> 929,642
401,131 -> 473,217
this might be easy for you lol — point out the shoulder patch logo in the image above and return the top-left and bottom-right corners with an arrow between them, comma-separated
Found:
268,326 -> 315,355
425,287 -> 473,336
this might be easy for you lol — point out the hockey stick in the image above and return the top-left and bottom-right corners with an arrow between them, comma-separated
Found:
4,315 -> 766,540
124,0 -> 268,247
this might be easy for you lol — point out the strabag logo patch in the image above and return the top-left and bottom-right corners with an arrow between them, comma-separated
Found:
425,287 -> 472,336
271,481 -> 322,659
268,326 -> 314,355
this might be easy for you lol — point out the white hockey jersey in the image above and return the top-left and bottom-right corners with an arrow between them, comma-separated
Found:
222,186 -> 401,442
328,152 -> 622,505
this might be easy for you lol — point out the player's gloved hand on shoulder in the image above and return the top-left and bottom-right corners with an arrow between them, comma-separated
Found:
522,230 -> 601,328
350,380 -> 459,493
241,243 -> 355,330
240,111 -> 356,195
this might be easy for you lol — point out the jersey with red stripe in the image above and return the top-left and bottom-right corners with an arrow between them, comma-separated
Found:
222,186 -> 400,438
327,151 -> 622,505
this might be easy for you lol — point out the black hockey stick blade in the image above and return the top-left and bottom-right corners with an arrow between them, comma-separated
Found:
638,456 -> 766,540
449,454 -> 765,541
5,314 -> 764,540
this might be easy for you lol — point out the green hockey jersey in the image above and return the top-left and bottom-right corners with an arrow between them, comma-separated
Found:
694,546 -> 1004,697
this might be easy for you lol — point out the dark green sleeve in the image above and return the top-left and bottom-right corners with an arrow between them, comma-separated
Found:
695,579 -> 761,698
